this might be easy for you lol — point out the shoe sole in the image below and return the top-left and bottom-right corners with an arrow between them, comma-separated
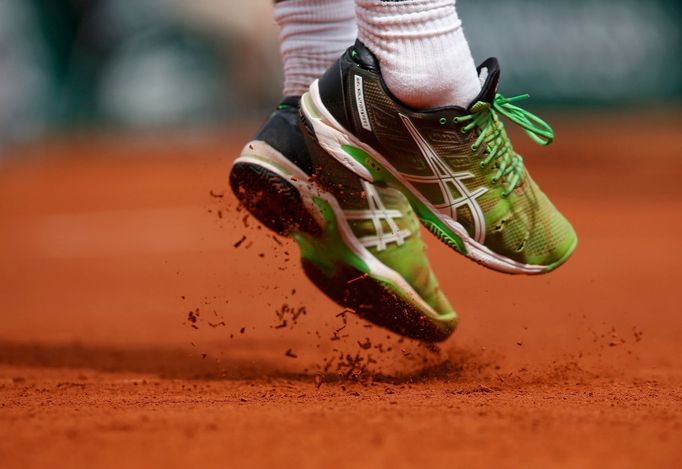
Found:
301,83 -> 577,275
229,141 -> 456,342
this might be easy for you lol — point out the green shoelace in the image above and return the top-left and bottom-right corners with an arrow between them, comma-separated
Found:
454,94 -> 554,196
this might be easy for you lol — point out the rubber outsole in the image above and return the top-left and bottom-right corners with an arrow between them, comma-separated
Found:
229,162 -> 321,238
301,260 -> 454,342
229,159 -> 454,342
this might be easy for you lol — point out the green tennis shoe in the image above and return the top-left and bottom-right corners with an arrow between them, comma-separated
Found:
301,40 -> 577,274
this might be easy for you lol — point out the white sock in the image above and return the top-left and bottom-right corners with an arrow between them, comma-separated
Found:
274,0 -> 357,97
355,0 -> 481,109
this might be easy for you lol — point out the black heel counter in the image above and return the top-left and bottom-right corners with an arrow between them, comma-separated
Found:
318,53 -> 354,133
254,106 -> 314,176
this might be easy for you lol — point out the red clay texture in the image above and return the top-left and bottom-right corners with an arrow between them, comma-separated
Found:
0,113 -> 681,468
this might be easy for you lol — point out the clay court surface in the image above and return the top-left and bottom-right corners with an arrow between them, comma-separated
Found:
0,113 -> 680,468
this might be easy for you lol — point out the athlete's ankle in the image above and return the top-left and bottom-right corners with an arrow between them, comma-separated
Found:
355,0 -> 480,109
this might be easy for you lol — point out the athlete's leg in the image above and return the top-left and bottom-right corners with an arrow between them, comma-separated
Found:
274,0 -> 357,97
355,0 -> 480,108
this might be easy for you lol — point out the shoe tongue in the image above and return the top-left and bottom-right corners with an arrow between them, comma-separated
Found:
469,58 -> 501,108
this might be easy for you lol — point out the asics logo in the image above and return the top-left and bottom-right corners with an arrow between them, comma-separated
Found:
399,114 -> 488,243
354,75 -> 372,132
343,180 -> 410,252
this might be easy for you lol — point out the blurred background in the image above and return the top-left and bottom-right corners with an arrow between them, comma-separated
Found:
1,3 -> 681,467
0,0 -> 679,147
0,0 -> 681,370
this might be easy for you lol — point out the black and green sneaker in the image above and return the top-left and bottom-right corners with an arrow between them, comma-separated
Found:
300,41 -> 577,274
230,97 -> 456,342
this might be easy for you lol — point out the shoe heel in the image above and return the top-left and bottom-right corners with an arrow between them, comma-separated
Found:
299,114 -> 370,210
300,87 -> 375,183
229,161 -> 321,237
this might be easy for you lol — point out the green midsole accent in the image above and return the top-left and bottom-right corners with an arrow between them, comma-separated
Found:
341,144 -> 467,254
293,197 -> 370,276
293,196 -> 446,319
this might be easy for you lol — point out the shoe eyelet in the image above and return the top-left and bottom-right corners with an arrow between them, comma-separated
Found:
460,128 -> 467,135
479,162 -> 486,168
491,178 -> 498,184
439,117 -> 447,125
471,145 -> 478,152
